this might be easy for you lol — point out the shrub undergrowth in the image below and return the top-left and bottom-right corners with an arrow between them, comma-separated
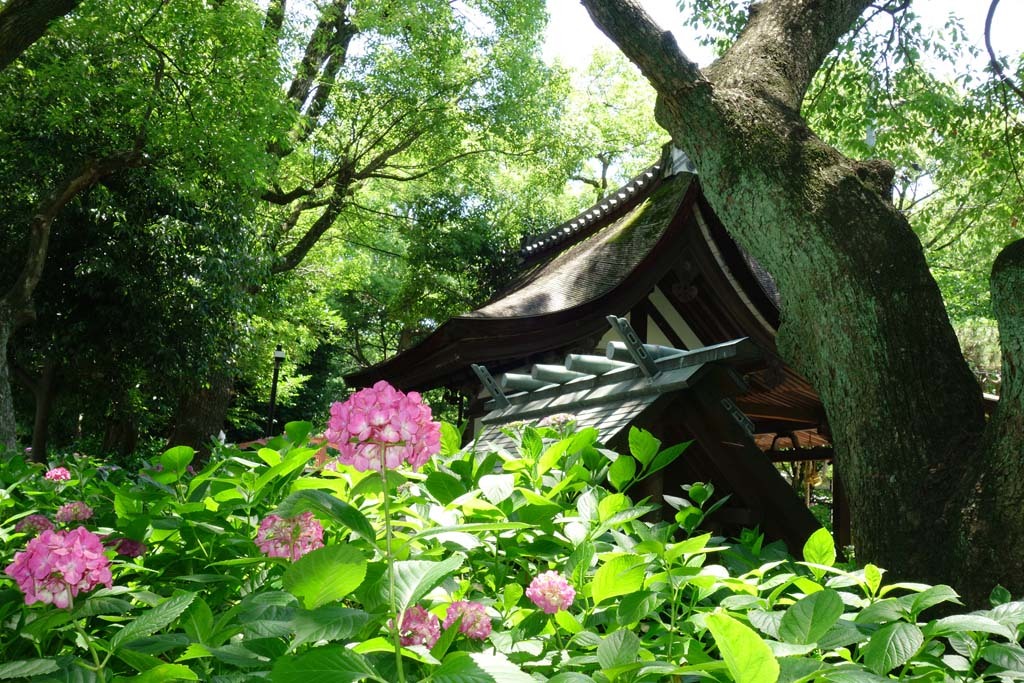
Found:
0,400 -> 1021,682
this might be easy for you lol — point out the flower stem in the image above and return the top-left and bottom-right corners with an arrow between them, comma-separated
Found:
381,467 -> 406,683
71,616 -> 103,673
550,614 -> 566,654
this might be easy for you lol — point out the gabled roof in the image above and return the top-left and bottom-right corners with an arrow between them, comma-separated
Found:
345,155 -> 702,391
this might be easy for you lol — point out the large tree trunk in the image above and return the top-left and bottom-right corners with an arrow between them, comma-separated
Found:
11,356 -> 59,462
166,372 -> 234,457
29,358 -> 58,462
581,0 -> 1021,603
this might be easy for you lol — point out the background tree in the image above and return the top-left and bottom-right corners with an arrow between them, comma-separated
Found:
556,49 -> 666,201
580,0 -> 1023,602
0,0 -> 288,454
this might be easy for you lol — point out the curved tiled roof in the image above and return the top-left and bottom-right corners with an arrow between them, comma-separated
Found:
466,171 -> 693,319
517,163 -> 662,261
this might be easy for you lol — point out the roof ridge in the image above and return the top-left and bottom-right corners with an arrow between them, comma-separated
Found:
517,160 -> 663,261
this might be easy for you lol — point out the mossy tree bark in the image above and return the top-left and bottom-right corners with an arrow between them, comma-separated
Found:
581,0 -> 1023,603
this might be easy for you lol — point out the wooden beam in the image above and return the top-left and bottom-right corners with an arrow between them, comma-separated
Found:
765,446 -> 834,463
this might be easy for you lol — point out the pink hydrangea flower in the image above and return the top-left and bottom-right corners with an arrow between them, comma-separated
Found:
443,600 -> 492,640
45,467 -> 71,481
325,380 -> 440,472
55,501 -> 93,523
537,413 -> 575,428
393,605 -> 441,648
4,527 -> 113,608
107,537 -> 146,558
255,512 -> 324,561
526,571 -> 575,614
14,515 -> 54,535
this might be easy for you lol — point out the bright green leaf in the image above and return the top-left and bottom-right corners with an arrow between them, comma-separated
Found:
802,528 -> 836,578
271,645 -> 384,683
779,589 -> 844,645
274,489 -> 376,543
432,651 -> 534,683
440,422 -> 462,456
608,456 -> 636,492
705,610 -> 780,683
628,426 -> 660,466
282,545 -> 367,610
862,622 -> 923,675
390,555 -> 465,613
591,554 -> 645,605
597,629 -> 640,671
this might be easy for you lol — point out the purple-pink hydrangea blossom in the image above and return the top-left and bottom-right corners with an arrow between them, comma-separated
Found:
4,526 -> 112,608
45,467 -> 71,481
325,380 -> 440,472
55,501 -> 93,523
255,512 -> 324,561
14,515 -> 54,535
526,570 -> 575,614
394,605 -> 441,648
108,537 -> 147,558
443,600 -> 492,640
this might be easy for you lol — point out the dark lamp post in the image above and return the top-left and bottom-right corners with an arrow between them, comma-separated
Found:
267,344 -> 285,437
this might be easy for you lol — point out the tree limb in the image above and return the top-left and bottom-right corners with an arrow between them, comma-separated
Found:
0,0 -> 79,72
285,0 -> 353,111
578,0 -> 707,101
705,0 -> 873,110
985,0 -> 1024,106
264,0 -> 286,36
2,150 -> 147,321
271,176 -> 351,274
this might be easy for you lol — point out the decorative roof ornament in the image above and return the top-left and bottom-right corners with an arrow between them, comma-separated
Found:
666,146 -> 697,176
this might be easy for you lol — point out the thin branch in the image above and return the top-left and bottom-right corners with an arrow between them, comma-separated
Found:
985,0 -> 1024,106
929,214 -> 981,252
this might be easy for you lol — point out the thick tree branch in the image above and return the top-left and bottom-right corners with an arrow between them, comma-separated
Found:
271,174 -> 351,274
991,239 -> 1024,407
0,0 -> 79,72
264,0 -> 286,36
285,0 -> 353,111
579,0 -> 707,100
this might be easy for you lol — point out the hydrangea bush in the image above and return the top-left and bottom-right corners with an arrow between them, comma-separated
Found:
0,383 -> 1021,682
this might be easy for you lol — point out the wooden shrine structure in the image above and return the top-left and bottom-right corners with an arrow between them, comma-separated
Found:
346,146 -> 848,553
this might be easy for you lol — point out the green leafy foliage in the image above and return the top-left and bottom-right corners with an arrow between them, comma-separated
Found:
1,422 -> 1022,682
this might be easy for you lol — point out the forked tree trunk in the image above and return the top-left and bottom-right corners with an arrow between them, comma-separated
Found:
0,150 -> 144,453
581,0 -> 1024,603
